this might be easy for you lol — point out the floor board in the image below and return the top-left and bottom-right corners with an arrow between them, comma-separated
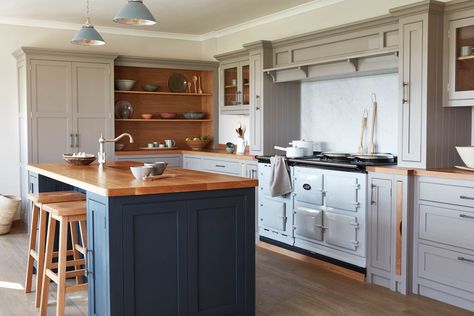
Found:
0,227 -> 471,316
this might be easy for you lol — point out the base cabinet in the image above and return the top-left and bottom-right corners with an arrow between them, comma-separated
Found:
87,188 -> 255,316
367,172 -> 411,294
414,176 -> 474,312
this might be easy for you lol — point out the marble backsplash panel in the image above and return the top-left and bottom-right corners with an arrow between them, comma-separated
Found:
300,73 -> 399,154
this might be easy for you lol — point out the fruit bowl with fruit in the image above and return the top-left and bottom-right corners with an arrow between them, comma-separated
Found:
185,136 -> 211,150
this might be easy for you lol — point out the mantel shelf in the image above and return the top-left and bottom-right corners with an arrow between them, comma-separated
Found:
115,90 -> 212,96
115,119 -> 212,122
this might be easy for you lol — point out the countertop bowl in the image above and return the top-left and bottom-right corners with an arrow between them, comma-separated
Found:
456,146 -> 474,168
63,154 -> 96,166
115,79 -> 136,91
144,162 -> 168,176
160,112 -> 177,119
183,112 -> 205,120
130,166 -> 153,179
142,85 -> 159,92
185,139 -> 210,151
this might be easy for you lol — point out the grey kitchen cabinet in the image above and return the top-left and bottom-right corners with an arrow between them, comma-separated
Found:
413,176 -> 474,311
116,154 -> 182,167
217,52 -> 250,115
182,154 -> 258,178
14,48 -> 116,223
392,3 -> 471,169
444,5 -> 474,107
367,171 -> 411,295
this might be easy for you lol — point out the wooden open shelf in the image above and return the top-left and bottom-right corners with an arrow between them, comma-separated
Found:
457,55 -> 474,61
115,90 -> 212,96
115,119 -> 212,122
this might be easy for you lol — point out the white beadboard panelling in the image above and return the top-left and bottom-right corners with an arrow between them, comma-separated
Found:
218,114 -> 250,145
301,73 -> 399,154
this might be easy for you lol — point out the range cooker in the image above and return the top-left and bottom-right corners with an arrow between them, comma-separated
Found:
256,153 -> 396,269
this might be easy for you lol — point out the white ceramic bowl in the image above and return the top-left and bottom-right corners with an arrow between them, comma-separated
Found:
130,166 -> 153,179
456,146 -> 474,168
115,79 -> 136,91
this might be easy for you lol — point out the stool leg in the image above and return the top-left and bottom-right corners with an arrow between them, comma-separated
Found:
69,222 -> 82,285
25,202 -> 39,293
56,217 -> 68,316
35,207 -> 48,307
40,216 -> 56,316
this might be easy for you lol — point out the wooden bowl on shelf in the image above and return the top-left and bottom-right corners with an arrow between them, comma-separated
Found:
160,112 -> 177,119
185,139 -> 211,151
141,113 -> 153,119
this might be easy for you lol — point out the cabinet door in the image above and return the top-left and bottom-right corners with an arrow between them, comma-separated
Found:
369,178 -> 393,272
72,62 -> 112,154
187,196 -> 246,316
31,60 -> 73,162
183,156 -> 202,170
448,17 -> 474,105
249,53 -> 263,155
400,21 -> 424,163
241,62 -> 250,106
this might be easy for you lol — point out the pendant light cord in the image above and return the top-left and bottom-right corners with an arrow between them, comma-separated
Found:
85,0 -> 91,26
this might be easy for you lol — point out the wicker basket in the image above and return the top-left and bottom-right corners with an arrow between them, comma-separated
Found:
0,195 -> 21,235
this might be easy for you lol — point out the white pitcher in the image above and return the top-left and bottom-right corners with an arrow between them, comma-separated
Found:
236,137 -> 247,154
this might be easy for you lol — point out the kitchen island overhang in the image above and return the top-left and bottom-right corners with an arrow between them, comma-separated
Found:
27,163 -> 258,316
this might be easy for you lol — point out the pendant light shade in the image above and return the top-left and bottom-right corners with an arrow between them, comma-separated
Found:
71,24 -> 105,46
113,0 -> 156,26
71,0 -> 105,46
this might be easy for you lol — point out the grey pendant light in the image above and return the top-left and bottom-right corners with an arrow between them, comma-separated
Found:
71,0 -> 105,46
113,0 -> 156,26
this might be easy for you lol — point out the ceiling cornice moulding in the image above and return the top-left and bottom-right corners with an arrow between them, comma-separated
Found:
0,0 -> 343,42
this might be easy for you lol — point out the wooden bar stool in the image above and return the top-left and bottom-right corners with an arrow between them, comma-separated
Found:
40,200 -> 88,316
25,191 -> 86,308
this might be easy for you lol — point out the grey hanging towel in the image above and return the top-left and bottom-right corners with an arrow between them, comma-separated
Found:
270,156 -> 292,197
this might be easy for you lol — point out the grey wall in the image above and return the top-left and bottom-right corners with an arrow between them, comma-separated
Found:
300,73 -> 399,154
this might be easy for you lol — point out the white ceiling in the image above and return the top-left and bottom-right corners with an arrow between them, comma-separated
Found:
0,0 -> 331,36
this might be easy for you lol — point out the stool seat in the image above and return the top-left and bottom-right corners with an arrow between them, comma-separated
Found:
27,191 -> 85,204
43,201 -> 87,217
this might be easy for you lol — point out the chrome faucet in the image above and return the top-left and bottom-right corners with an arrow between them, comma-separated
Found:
98,133 -> 134,171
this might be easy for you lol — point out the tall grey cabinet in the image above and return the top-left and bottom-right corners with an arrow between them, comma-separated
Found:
392,1 -> 471,169
14,48 -> 116,224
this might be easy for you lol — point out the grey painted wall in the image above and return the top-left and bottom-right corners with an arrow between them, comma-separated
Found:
300,73 -> 399,154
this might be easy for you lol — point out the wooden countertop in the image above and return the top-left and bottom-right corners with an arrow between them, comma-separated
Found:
115,148 -> 257,161
27,163 -> 258,197
367,165 -> 474,181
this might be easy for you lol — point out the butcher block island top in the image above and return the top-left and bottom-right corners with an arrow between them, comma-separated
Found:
26,162 -> 258,197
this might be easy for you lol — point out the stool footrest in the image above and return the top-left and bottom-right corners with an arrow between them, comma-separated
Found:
50,259 -> 85,269
66,283 -> 88,294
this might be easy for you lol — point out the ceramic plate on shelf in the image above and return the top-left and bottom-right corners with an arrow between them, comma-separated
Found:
168,73 -> 187,92
114,100 -> 134,119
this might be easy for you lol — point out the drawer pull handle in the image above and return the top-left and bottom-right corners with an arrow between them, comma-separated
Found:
460,195 -> 474,200
460,214 -> 474,220
458,257 -> 474,264
215,165 -> 226,168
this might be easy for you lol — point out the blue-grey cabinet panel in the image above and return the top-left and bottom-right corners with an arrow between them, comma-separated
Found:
122,201 -> 188,316
187,196 -> 246,316
87,195 -> 110,316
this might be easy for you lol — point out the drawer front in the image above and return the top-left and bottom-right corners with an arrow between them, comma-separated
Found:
259,197 -> 287,232
418,244 -> 474,293
419,181 -> 474,208
294,207 -> 323,241
183,156 -> 202,170
294,167 -> 323,206
419,204 -> 474,251
117,155 -> 182,167
202,158 -> 241,176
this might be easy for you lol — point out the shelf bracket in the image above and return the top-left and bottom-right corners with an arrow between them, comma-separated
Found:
347,58 -> 359,71
298,66 -> 309,78
265,71 -> 277,82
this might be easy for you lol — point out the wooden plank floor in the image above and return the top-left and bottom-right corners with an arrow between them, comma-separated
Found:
0,227 -> 471,316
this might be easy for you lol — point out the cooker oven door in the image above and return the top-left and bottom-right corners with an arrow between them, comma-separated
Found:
294,206 -> 323,241
294,167 -> 324,206
259,197 -> 288,232
324,211 -> 359,250
325,174 -> 359,212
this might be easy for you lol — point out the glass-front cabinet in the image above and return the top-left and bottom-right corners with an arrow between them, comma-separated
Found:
220,60 -> 250,114
447,16 -> 474,106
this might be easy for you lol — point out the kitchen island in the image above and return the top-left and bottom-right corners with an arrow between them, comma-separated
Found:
26,163 -> 258,316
